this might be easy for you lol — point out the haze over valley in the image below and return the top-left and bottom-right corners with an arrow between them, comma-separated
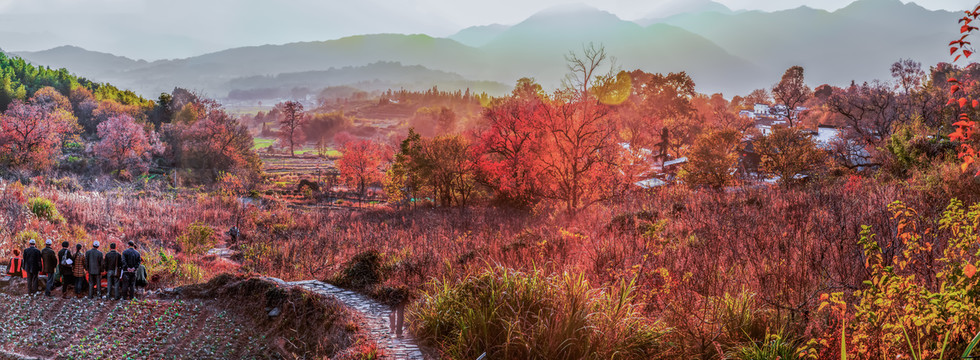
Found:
2,0 -> 965,102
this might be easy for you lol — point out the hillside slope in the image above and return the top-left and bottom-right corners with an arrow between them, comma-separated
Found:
0,275 -> 374,359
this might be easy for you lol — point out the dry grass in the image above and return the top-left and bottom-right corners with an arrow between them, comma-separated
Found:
0,173 -> 972,359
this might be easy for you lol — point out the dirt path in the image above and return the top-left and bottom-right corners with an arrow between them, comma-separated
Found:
287,280 -> 428,360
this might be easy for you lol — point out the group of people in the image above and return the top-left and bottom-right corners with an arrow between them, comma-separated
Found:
10,239 -> 142,300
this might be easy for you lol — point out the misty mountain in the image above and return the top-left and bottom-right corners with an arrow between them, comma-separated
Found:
635,0 -> 734,25
477,4 -> 760,95
449,24 -> 510,47
14,46 -> 150,80
658,0 -> 958,90
19,34 -> 492,98
224,61 -> 509,101
7,0 -> 965,101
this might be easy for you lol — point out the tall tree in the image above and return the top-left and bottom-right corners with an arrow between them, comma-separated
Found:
620,70 -> 698,152
540,44 -> 625,213
754,126 -> 828,186
337,139 -> 391,199
93,115 -> 164,176
771,66 -> 813,126
475,79 -> 549,208
680,129 -> 742,189
168,98 -> 261,181
385,129 -> 425,205
275,101 -> 306,156
0,101 -> 79,170
422,135 -> 478,207
826,81 -> 900,147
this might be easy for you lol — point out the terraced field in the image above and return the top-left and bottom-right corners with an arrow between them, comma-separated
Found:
0,294 -> 279,359
252,138 -> 342,158
261,155 -> 335,177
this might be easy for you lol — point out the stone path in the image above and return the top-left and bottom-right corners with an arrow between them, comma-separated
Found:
287,280 -> 428,360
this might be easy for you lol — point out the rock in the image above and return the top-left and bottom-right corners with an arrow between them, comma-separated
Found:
262,277 -> 288,287
268,307 -> 281,317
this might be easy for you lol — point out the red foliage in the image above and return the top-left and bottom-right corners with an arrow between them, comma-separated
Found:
0,100 -> 79,170
170,100 -> 261,180
337,139 -> 392,196
948,5 -> 980,175
474,92 -> 548,207
93,115 -> 164,175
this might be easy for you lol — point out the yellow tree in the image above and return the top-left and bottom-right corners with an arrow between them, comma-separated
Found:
755,126 -> 828,186
679,129 -> 741,189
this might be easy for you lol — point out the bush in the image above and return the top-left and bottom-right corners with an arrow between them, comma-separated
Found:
27,197 -> 64,223
410,267 -> 670,359
730,335 -> 799,360
177,222 -> 217,255
15,230 -> 42,244
333,250 -> 387,290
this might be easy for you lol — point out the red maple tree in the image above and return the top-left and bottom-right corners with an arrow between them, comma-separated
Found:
93,114 -> 164,175
0,100 -> 79,170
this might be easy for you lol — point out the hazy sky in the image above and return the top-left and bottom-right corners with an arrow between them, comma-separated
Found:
0,0 -> 973,60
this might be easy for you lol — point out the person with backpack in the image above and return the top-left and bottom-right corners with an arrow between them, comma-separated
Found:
71,244 -> 86,298
22,240 -> 41,295
41,239 -> 57,297
57,241 -> 73,298
120,241 -> 141,300
6,249 -> 24,278
85,241 -> 104,299
104,242 -> 122,300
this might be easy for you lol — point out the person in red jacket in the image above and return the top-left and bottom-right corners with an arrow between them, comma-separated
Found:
7,249 -> 25,278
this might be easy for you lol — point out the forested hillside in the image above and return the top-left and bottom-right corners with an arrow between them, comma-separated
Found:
0,51 -> 259,181
0,52 -> 151,111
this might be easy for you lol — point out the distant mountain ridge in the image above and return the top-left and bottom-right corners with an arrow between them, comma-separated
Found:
657,0 -> 956,89
224,61 -> 509,101
8,0 -> 964,101
634,0 -> 735,24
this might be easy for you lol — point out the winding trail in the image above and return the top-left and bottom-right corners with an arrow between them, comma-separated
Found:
286,280 -> 428,360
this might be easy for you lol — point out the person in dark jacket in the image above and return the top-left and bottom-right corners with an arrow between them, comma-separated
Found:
120,241 -> 141,300
41,239 -> 57,297
85,241 -> 104,299
57,241 -> 73,298
104,242 -> 122,300
22,239 -> 41,295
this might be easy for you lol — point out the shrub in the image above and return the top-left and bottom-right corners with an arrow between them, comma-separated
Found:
814,200 -> 980,359
410,267 -> 670,359
15,230 -> 42,244
177,222 -> 217,255
730,335 -> 799,360
27,197 -> 64,223
333,250 -> 387,290
143,248 -> 204,286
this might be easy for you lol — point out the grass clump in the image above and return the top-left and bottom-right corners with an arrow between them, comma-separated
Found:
730,335 -> 799,360
178,222 -> 217,255
27,197 -> 64,223
15,230 -> 42,244
410,267 -> 670,360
